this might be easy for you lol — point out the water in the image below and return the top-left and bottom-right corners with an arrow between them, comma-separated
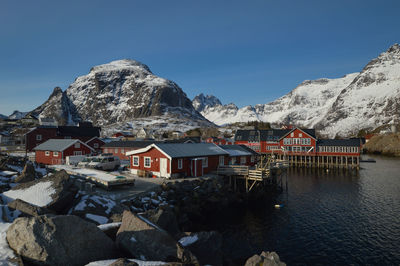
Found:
208,155 -> 400,265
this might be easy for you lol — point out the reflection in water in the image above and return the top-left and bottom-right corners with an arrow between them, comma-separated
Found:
208,155 -> 400,265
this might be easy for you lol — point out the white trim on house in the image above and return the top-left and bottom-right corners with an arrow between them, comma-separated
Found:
126,144 -> 172,160
178,158 -> 183,169
132,156 -> 139,166
144,157 -> 151,168
53,151 -> 59,157
45,151 -> 50,156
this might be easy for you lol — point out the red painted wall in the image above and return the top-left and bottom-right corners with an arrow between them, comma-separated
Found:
26,128 -> 57,152
86,138 -> 105,154
129,147 -> 169,173
102,147 -> 136,160
35,142 -> 92,165
278,128 -> 317,155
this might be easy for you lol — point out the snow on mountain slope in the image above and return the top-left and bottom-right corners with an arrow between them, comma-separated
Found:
317,43 -> 400,137
33,59 -> 211,127
0,114 -> 7,119
65,59 -> 205,126
195,73 -> 358,126
196,44 -> 400,137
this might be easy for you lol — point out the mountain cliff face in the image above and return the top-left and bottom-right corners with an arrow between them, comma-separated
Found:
33,59 -> 208,127
194,44 -> 400,137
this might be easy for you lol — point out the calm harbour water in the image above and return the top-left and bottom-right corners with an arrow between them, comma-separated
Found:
208,155 -> 400,265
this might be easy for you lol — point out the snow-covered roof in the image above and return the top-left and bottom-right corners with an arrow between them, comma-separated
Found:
33,139 -> 93,152
127,143 -> 228,158
219,145 -> 257,157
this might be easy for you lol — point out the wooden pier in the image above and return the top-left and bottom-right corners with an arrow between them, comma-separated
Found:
274,154 -> 360,169
217,156 -> 288,193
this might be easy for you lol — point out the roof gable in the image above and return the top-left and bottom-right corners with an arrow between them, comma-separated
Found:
279,127 -> 316,140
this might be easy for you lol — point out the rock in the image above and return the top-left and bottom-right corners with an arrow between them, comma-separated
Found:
8,170 -> 77,213
15,161 -> 36,183
143,206 -> 181,237
245,251 -> 286,266
7,199 -> 55,217
109,258 -> 139,266
6,215 -> 119,266
179,231 -> 223,266
116,211 -> 197,263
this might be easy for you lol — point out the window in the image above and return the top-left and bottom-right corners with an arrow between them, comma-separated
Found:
178,159 -> 183,169
115,148 -> 118,154
202,157 -> 208,167
290,133 -> 294,137
45,151 -> 50,156
94,143 -> 99,148
144,157 -> 151,168
104,148 -> 108,153
240,156 -> 246,165
133,156 -> 139,166
53,151 -> 58,157
251,156 -> 255,163
231,157 -> 236,165
299,133 -> 303,137
74,142 -> 80,148
74,151 -> 82,156
36,134 -> 42,141
121,149 -> 125,154
219,156 -> 225,166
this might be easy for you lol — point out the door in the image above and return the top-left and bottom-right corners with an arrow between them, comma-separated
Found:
160,158 -> 168,177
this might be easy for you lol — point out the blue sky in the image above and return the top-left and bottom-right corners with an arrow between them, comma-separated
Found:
0,0 -> 399,115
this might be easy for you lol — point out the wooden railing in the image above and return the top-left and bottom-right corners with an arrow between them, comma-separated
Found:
217,165 -> 249,176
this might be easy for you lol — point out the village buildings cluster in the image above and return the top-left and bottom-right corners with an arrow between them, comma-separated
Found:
0,113 -> 366,178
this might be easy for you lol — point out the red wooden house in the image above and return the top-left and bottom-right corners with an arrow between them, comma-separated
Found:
126,143 -> 229,178
85,137 -> 105,154
25,122 -> 101,152
278,128 -> 317,155
234,129 -> 290,153
34,139 -> 94,165
102,140 -> 161,161
205,137 -> 234,145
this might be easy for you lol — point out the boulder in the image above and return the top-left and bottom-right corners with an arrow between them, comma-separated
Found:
7,170 -> 77,213
116,211 -> 197,263
179,231 -> 223,266
6,215 -> 119,266
143,206 -> 181,237
7,199 -> 55,217
245,251 -> 286,266
110,258 -> 139,266
15,161 -> 36,183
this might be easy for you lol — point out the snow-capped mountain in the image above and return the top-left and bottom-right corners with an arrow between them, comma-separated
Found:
194,44 -> 400,137
32,59 -> 210,127
0,114 -> 7,119
8,111 -> 28,120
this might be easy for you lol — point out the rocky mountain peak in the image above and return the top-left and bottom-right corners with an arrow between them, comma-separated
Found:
192,93 -> 222,112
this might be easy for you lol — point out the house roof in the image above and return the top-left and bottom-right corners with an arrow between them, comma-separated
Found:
219,145 -> 257,157
102,140 -> 161,148
166,137 -> 201,143
33,139 -> 94,152
127,143 -> 229,158
235,129 -> 290,142
317,139 -> 362,147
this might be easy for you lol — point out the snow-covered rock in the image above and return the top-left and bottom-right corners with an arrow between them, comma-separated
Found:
192,93 -> 222,113
7,110 -> 28,120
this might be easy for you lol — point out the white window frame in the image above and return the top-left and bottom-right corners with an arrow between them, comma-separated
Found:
53,151 -> 58,157
178,159 -> 183,169
36,134 -> 42,141
299,133 -> 303,137
231,157 -> 236,165
45,151 -> 50,156
219,156 -> 225,166
144,157 -> 151,168
104,148 -> 108,153
133,156 -> 139,166
121,148 -> 125,154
